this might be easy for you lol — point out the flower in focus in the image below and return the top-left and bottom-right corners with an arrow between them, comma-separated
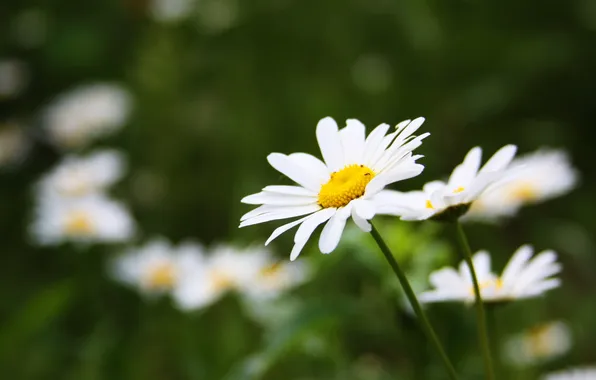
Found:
111,239 -> 204,295
240,117 -> 429,260
378,145 -> 517,221
542,367 -> 596,380
505,321 -> 572,367
44,83 -> 131,149
465,149 -> 579,221
419,245 -> 561,303
37,150 -> 125,198
30,195 -> 135,245
0,123 -> 29,167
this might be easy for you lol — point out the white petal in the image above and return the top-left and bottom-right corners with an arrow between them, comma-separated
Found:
288,153 -> 330,181
239,204 -> 321,227
394,117 -> 425,145
351,208 -> 371,232
318,205 -> 351,254
340,119 -> 366,164
448,147 -> 482,188
352,199 -> 376,219
363,175 -> 387,197
363,123 -> 390,166
479,145 -> 517,173
262,185 -> 317,197
316,117 -> 344,172
267,153 -> 323,192
264,216 -> 310,245
241,192 -> 317,206
290,209 -> 336,261
429,268 -> 467,289
501,245 -> 533,285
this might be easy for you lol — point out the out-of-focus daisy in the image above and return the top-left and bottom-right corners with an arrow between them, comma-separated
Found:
505,321 -> 572,367
149,0 -> 196,23
378,145 -> 517,221
465,149 -> 579,221
419,245 -> 561,303
542,367 -> 596,380
30,195 -> 135,245
111,239 -> 204,295
44,83 -> 131,149
0,123 -> 29,167
240,117 -> 429,260
38,149 -> 125,198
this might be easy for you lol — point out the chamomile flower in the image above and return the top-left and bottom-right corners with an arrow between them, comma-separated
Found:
111,239 -> 204,296
419,245 -> 561,303
30,195 -> 135,245
465,149 -> 579,221
505,321 -> 572,367
44,83 -> 131,149
378,145 -> 517,221
542,367 -> 596,380
38,149 -> 125,198
240,117 -> 429,260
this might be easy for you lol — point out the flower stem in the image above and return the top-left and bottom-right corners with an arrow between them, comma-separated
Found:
370,223 -> 459,380
455,221 -> 494,380
486,305 -> 501,379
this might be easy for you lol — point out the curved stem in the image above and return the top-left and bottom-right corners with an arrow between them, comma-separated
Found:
455,221 -> 494,380
370,223 -> 459,380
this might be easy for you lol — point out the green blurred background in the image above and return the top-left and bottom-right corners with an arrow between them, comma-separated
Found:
1,0 -> 595,379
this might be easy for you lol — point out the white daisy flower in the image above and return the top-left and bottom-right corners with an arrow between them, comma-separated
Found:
465,149 -> 579,221
240,117 -> 429,260
0,123 -> 29,167
38,149 -> 125,198
378,145 -> 517,221
44,83 -> 131,149
111,239 -> 205,296
542,367 -> 596,380
30,195 -> 135,245
419,245 -> 562,303
505,321 -> 572,367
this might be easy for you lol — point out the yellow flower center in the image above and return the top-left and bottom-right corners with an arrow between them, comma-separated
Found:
64,211 -> 95,236
260,262 -> 282,279
509,183 -> 539,202
210,271 -> 234,291
145,263 -> 177,290
469,278 -> 503,297
318,164 -> 375,208
527,324 -> 553,357
426,200 -> 434,209
453,186 -> 465,193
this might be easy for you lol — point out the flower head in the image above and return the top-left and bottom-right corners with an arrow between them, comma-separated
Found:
379,145 -> 517,221
44,83 -> 131,149
240,117 -> 429,260
465,149 -> 579,221
111,239 -> 204,295
419,245 -> 561,303
30,195 -> 135,245
0,123 -> 29,167
505,321 -> 572,367
542,367 -> 596,380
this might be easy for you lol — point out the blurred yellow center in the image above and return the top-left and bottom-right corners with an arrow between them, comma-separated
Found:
528,325 -> 552,356
425,200 -> 434,209
510,183 -> 538,201
318,164 -> 375,208
210,271 -> 233,291
260,262 -> 282,278
469,278 -> 503,296
453,186 -> 465,193
146,264 -> 177,289
64,211 -> 94,235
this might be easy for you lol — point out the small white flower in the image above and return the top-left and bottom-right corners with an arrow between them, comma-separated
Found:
542,367 -> 596,380
37,149 -> 125,198
465,149 -> 579,221
44,83 -> 131,149
505,321 -> 572,367
149,0 -> 196,22
240,117 -> 429,260
30,195 -> 135,245
0,123 -> 29,167
111,239 -> 204,296
419,245 -> 561,303
378,145 -> 517,221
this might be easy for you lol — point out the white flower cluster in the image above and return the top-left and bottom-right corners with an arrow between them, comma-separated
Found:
110,239 -> 310,312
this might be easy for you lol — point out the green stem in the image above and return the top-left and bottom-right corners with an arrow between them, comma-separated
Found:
486,305 -> 500,379
370,223 -> 459,380
455,221 -> 494,380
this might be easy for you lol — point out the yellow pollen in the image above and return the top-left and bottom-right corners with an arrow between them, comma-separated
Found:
528,324 -> 553,356
469,278 -> 503,296
510,183 -> 539,202
146,263 -> 177,290
64,211 -> 94,235
318,164 -> 375,208
210,271 -> 233,291
453,186 -> 465,194
260,262 -> 282,278
425,200 -> 434,209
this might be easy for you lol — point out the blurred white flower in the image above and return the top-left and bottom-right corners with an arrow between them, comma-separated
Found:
44,83 -> 131,149
149,0 -> 196,23
0,59 -> 28,98
30,195 -> 135,245
542,367 -> 596,380
505,321 -> 572,367
38,149 -> 125,198
197,0 -> 239,33
240,117 -> 429,260
465,149 -> 579,221
419,245 -> 561,303
378,145 -> 517,221
111,239 -> 205,295
0,123 -> 29,167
